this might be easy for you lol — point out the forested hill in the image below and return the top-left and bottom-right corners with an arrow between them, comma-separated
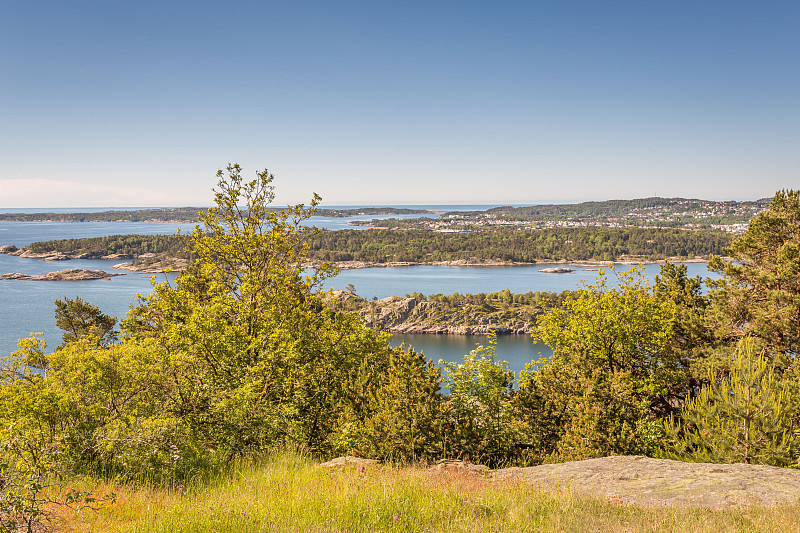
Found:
8,226 -> 732,265
476,197 -> 769,223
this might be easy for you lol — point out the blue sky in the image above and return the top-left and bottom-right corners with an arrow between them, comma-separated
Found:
1,1 -> 797,207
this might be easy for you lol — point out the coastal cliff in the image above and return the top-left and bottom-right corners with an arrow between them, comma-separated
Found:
329,290 -> 563,335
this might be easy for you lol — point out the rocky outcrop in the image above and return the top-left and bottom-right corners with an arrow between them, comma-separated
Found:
6,248 -> 72,261
331,292 -> 537,335
320,454 -> 800,508
327,259 -> 536,270
493,455 -> 800,509
320,456 -> 379,468
0,245 -> 182,272
1,269 -> 123,281
112,257 -> 189,273
538,267 -> 574,273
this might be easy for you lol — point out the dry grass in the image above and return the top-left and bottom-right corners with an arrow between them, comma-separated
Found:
49,452 -> 800,533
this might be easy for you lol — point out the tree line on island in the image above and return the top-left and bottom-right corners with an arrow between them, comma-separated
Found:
15,225 -> 731,265
307,226 -> 730,262
1,165 -> 798,529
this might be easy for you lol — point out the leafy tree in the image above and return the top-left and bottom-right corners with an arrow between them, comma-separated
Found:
520,268 -> 678,460
349,345 -> 444,462
440,332 -> 520,466
653,262 -> 718,407
709,189 -> 800,357
0,336 -> 187,482
664,338 -> 796,466
122,164 -> 395,457
54,296 -> 116,347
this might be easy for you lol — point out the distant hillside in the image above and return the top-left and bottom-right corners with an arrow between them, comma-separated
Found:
478,197 -> 768,223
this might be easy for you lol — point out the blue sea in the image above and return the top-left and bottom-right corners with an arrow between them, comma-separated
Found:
0,207 -> 719,378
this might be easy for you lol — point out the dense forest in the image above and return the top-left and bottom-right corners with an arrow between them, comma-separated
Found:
308,227 -> 731,262
18,226 -> 731,264
1,167 -> 798,531
26,233 -> 190,257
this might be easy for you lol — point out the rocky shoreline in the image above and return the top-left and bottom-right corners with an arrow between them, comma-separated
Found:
0,245 -> 187,273
111,258 -> 190,273
331,291 -> 537,335
326,256 -> 709,271
2,244 -> 709,274
1,268 -> 123,281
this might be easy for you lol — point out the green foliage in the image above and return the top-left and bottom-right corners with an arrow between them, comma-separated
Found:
0,336 -> 199,483
55,296 -> 117,347
440,332 -> 521,466
520,268 -> 678,461
0,421 -> 115,533
709,189 -> 800,357
348,345 -> 445,462
307,226 -> 730,263
1,165 -> 421,486
121,164 -> 395,458
664,338 -> 796,466
652,262 -> 718,408
27,233 -> 189,257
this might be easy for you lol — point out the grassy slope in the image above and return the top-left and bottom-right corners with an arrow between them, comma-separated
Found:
55,453 -> 798,533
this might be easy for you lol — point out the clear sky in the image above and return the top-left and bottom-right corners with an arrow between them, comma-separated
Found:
1,1 -> 798,207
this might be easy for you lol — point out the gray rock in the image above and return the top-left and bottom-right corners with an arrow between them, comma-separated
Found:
493,455 -> 800,509
320,456 -> 378,468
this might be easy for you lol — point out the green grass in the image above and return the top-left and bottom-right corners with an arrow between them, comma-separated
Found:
53,452 -> 800,533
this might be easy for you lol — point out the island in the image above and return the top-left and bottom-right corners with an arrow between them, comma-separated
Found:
328,289 -> 572,335
1,269 -> 123,281
1,222 -> 725,273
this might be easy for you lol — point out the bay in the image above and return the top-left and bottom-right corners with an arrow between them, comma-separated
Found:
325,262 -> 714,299
0,215 -> 719,379
388,333 -> 550,380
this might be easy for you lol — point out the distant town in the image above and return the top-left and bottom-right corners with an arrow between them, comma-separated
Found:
351,197 -> 769,234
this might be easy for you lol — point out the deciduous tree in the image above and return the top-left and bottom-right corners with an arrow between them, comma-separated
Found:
122,165 -> 395,456
519,268 -> 678,460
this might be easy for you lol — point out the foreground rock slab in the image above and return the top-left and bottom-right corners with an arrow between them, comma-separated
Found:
494,455 -> 800,509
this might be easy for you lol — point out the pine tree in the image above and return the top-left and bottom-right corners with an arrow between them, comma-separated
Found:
666,338 -> 796,466
709,189 -> 800,358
